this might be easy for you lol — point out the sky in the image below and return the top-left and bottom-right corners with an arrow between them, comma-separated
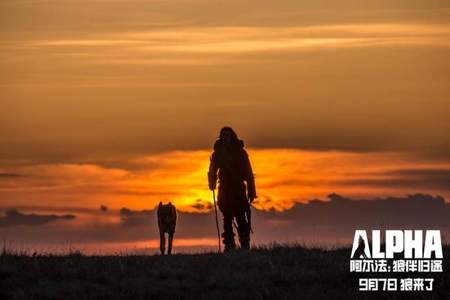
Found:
0,0 -> 449,253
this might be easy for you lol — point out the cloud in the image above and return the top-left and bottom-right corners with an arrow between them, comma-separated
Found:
190,199 -> 213,211
0,210 -> 75,227
119,207 -> 154,227
102,192 -> 450,245
22,23 -> 450,60
251,193 -> 450,244
1,0 -> 450,164
0,205 -> 103,215
385,168 -> 450,190
297,193 -> 448,227
1,150 -> 450,214
340,168 -> 450,190
1,193 -> 449,250
0,173 -> 21,178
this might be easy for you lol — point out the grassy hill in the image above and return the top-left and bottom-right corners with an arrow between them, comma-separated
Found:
1,245 -> 448,299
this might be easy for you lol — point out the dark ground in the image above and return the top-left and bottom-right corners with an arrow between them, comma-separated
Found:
0,245 -> 448,300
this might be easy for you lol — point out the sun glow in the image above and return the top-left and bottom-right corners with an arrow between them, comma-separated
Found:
1,149 -> 449,213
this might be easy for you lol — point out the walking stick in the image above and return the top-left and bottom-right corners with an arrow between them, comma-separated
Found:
212,189 -> 221,253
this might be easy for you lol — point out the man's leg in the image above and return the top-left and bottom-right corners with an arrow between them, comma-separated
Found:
222,212 -> 236,252
236,212 -> 250,250
160,231 -> 165,255
168,232 -> 174,255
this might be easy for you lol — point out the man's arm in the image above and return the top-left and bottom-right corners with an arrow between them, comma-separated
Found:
172,205 -> 177,227
157,202 -> 162,228
244,151 -> 256,202
208,152 -> 218,190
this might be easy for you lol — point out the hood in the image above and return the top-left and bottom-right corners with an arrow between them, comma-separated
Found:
214,139 -> 244,151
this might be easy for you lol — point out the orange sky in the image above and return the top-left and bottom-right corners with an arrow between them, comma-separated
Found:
1,1 -> 449,161
1,0 -> 449,252
1,149 -> 449,212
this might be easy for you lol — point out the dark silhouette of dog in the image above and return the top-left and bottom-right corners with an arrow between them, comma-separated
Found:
352,236 -> 368,259
157,202 -> 177,255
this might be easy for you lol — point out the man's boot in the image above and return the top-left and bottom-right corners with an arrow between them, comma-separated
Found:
239,229 -> 250,250
222,213 -> 236,252
236,213 -> 251,250
222,232 -> 236,252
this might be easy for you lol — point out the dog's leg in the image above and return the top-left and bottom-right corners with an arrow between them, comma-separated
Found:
160,231 -> 165,255
168,232 -> 174,255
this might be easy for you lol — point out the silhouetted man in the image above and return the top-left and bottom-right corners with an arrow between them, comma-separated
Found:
208,127 -> 256,251
157,201 -> 177,255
